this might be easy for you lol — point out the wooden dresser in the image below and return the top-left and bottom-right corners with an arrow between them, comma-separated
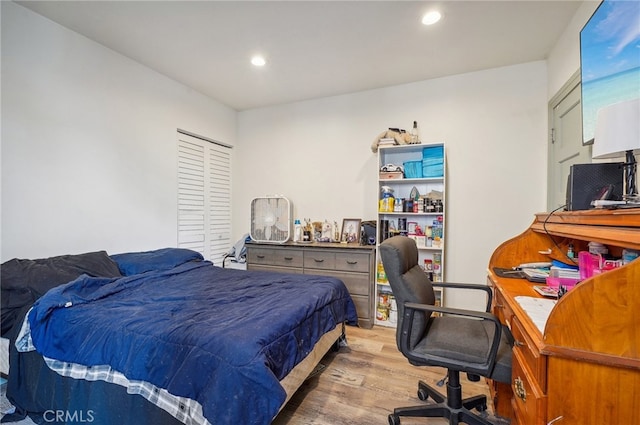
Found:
246,242 -> 376,329
487,209 -> 640,425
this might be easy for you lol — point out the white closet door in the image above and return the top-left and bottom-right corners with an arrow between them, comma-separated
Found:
177,131 -> 232,265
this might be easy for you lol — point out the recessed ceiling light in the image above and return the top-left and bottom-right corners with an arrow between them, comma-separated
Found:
251,55 -> 266,67
422,11 -> 442,26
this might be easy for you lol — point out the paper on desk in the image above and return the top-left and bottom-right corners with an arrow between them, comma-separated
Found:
514,296 -> 557,333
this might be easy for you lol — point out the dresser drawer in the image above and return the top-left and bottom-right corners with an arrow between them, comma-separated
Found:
511,315 -> 546,390
350,294 -> 370,321
271,248 -> 303,268
330,271 -> 370,296
247,247 -> 272,265
334,252 -> 370,273
248,247 -> 303,268
247,264 -> 304,274
512,349 -> 546,425
303,250 -> 336,270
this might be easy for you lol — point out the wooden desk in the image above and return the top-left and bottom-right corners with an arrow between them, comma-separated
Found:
487,209 -> 640,425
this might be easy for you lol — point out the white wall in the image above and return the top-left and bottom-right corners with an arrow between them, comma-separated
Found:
237,62 -> 548,310
547,1 -> 600,99
1,2 -> 237,260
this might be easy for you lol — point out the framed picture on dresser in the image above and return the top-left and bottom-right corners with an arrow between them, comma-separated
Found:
341,218 -> 361,243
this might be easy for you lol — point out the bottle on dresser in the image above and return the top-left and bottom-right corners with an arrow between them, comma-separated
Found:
294,219 -> 302,242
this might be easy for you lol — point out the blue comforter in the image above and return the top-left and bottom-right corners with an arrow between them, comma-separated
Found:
27,259 -> 358,424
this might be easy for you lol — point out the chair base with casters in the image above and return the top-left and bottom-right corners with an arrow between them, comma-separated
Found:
388,370 -> 496,425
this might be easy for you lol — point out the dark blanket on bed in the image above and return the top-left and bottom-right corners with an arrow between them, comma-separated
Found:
26,260 -> 358,424
1,251 -> 122,338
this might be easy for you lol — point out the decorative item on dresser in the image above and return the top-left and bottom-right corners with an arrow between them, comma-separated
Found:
487,208 -> 640,424
247,241 -> 376,329
341,218 -> 362,244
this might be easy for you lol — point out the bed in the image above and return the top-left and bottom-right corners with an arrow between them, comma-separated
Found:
0,248 -> 358,424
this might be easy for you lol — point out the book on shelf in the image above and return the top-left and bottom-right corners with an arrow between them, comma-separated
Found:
378,138 -> 397,146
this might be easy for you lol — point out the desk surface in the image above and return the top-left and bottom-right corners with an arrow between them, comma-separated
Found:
491,269 -> 640,368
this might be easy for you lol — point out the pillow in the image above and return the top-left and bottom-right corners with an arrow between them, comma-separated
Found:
1,251 -> 122,337
110,248 -> 204,276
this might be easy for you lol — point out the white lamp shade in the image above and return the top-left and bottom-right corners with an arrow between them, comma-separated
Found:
592,98 -> 640,159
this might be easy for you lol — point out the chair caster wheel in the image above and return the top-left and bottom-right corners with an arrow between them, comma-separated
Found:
417,388 -> 429,401
388,414 -> 401,425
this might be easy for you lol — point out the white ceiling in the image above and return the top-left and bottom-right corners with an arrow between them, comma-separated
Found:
17,0 -> 584,111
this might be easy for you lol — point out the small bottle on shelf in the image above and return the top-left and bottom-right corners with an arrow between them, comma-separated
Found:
410,121 -> 419,144
433,253 -> 442,282
567,243 -> 575,259
377,262 -> 388,283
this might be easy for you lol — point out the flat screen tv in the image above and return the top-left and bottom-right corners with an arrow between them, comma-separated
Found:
580,0 -> 640,145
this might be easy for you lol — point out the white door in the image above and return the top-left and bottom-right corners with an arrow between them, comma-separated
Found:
547,75 -> 592,210
177,131 -> 232,265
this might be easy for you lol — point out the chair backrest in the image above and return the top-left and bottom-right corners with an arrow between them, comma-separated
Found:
379,236 -> 435,350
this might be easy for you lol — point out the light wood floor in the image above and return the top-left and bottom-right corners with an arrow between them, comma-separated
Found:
274,325 -> 505,425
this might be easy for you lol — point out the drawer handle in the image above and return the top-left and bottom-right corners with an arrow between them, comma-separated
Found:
313,258 -> 324,263
514,376 -> 527,402
548,416 -> 564,425
514,340 -> 525,348
346,260 -> 358,265
284,257 -> 293,261
257,255 -> 265,259
495,304 -> 504,309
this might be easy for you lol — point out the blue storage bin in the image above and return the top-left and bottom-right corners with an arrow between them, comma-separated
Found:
422,145 -> 444,159
422,145 -> 444,177
423,162 -> 443,177
403,160 -> 423,178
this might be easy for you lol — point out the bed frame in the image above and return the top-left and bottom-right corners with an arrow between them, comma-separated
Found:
279,324 -> 343,410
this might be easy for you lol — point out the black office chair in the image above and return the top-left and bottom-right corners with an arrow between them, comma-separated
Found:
379,236 -> 513,425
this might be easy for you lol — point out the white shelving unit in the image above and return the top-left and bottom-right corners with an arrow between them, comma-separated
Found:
375,143 -> 446,328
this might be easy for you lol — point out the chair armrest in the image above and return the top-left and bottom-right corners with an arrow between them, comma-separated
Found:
404,302 -> 499,325
432,282 -> 493,312
401,301 -> 503,372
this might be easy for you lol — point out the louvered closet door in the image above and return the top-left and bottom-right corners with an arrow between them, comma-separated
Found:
177,131 -> 232,265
